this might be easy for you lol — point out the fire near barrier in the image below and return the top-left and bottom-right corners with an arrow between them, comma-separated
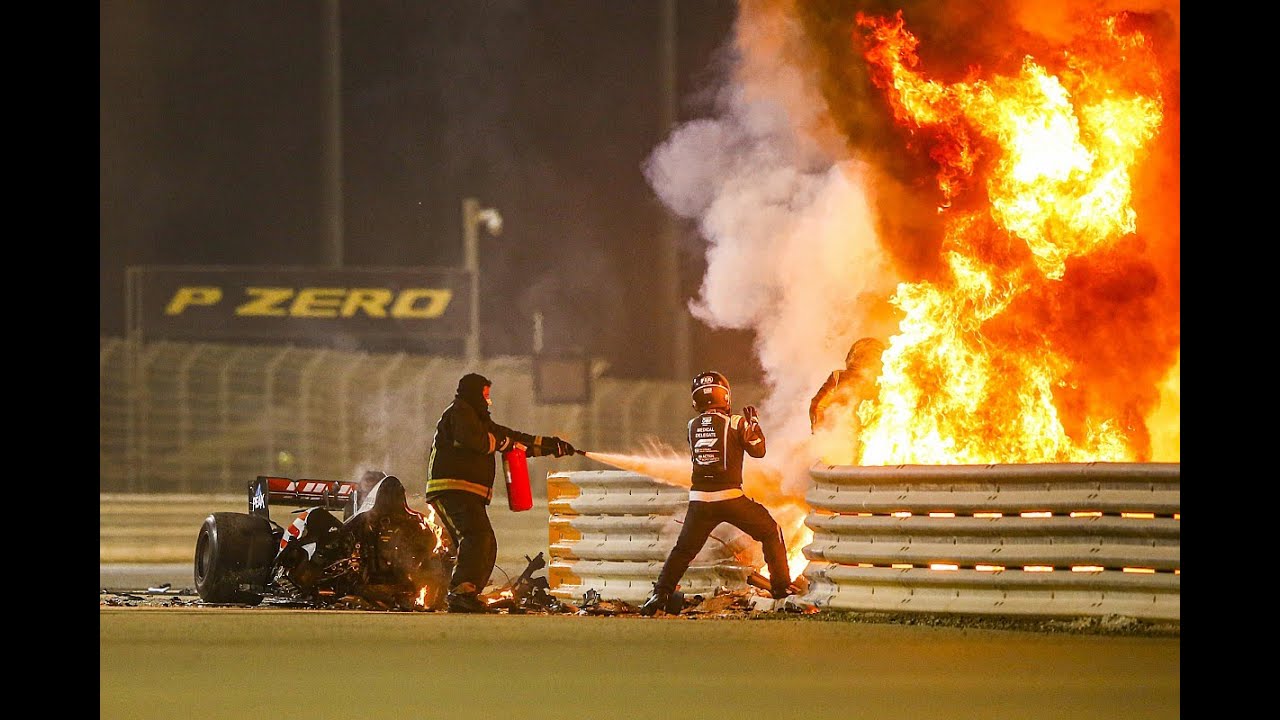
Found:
547,470 -> 763,604
549,462 -> 1179,622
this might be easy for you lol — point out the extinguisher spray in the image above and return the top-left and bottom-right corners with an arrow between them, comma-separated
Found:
502,445 -> 534,512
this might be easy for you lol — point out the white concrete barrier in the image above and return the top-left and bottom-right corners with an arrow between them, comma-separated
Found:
546,470 -> 762,604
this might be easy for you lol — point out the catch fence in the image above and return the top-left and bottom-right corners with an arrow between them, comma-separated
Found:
100,337 -> 760,494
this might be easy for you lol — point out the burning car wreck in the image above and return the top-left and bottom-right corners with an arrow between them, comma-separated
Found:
194,471 -> 455,610
189,470 -> 816,616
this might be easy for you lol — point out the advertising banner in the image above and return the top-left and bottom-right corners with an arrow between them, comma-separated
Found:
126,265 -> 472,345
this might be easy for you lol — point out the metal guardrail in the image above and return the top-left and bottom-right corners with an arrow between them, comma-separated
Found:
546,470 -> 762,604
547,463 -> 1180,621
801,462 -> 1180,621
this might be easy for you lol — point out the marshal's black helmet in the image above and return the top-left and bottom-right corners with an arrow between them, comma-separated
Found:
691,370 -> 731,412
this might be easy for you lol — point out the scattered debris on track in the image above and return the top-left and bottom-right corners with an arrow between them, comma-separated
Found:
98,585 -> 1179,636
101,555 -> 1176,637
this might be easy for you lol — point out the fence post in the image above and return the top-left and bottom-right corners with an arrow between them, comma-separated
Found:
297,350 -> 330,475
175,343 -> 204,492
262,346 -> 293,476
335,352 -> 366,476
218,348 -> 248,488
621,383 -> 650,449
124,268 -> 142,493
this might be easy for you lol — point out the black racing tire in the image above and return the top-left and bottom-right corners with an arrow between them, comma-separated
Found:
194,512 -> 276,605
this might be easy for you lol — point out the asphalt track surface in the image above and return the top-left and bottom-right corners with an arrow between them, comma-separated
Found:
101,600 -> 1179,720
100,497 -> 1180,719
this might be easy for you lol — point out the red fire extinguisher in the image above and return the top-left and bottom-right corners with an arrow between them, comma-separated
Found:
502,445 -> 533,512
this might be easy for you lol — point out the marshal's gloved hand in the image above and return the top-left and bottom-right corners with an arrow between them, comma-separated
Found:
552,437 -> 576,457
742,405 -> 758,423
527,435 -> 575,458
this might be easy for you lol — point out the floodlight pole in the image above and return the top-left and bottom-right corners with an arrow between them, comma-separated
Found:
659,0 -> 689,381
462,197 -> 503,366
322,0 -> 344,267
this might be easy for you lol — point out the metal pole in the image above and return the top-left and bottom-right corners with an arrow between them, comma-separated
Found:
124,267 -> 141,492
462,197 -> 481,365
659,0 -> 689,381
322,0 -> 344,267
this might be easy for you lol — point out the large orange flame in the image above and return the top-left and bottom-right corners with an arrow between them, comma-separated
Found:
844,11 -> 1173,466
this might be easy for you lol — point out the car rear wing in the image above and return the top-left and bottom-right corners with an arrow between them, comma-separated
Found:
248,475 -> 359,520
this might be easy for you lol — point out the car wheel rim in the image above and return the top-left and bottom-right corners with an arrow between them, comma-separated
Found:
195,530 -> 211,582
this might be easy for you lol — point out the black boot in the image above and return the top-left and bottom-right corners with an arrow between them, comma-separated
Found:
638,588 -> 671,617
447,583 -> 495,614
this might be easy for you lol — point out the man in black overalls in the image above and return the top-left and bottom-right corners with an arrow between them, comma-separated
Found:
425,373 -> 576,613
640,370 -> 792,615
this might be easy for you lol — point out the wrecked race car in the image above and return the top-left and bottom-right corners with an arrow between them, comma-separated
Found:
193,471 -> 454,610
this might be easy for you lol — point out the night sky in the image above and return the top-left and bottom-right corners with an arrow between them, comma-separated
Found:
100,1 -> 758,381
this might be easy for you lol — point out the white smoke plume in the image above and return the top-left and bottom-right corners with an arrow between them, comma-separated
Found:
643,8 -> 900,498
